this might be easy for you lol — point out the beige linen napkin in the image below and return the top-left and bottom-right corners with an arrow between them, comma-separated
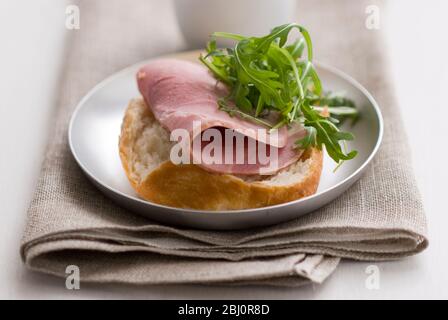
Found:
21,0 -> 428,286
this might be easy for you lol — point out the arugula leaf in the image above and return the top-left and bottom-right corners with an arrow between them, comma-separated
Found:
296,126 -> 317,149
200,23 -> 359,164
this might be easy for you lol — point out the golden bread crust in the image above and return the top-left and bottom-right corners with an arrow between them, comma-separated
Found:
119,99 -> 323,210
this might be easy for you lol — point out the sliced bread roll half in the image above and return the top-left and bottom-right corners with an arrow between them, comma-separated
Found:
119,98 -> 323,210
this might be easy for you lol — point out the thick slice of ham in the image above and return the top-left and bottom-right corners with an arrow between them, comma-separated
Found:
137,59 -> 306,175
192,127 -> 306,175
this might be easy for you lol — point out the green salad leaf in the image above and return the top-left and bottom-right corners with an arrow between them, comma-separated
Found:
200,23 -> 358,164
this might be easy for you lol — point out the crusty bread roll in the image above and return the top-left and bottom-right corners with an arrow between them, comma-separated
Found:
119,98 -> 323,210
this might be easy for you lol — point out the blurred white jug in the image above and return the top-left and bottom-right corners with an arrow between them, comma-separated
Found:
174,0 -> 297,48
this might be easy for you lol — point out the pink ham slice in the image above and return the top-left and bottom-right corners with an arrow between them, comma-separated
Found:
192,127 -> 306,175
137,59 -> 306,175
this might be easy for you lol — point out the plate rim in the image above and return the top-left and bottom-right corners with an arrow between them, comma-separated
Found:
68,51 -> 384,215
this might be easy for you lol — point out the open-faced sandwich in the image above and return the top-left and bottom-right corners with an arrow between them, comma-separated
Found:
119,23 -> 358,210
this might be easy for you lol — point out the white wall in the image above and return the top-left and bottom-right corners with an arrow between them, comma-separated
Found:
385,0 -> 448,297
0,0 -> 69,298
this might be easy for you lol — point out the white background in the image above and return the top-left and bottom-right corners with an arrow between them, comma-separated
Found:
0,0 -> 447,299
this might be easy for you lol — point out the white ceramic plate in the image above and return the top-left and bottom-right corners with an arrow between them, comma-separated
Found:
69,51 -> 383,230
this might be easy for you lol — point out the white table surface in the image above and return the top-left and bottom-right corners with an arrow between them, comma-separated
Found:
0,0 -> 447,299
